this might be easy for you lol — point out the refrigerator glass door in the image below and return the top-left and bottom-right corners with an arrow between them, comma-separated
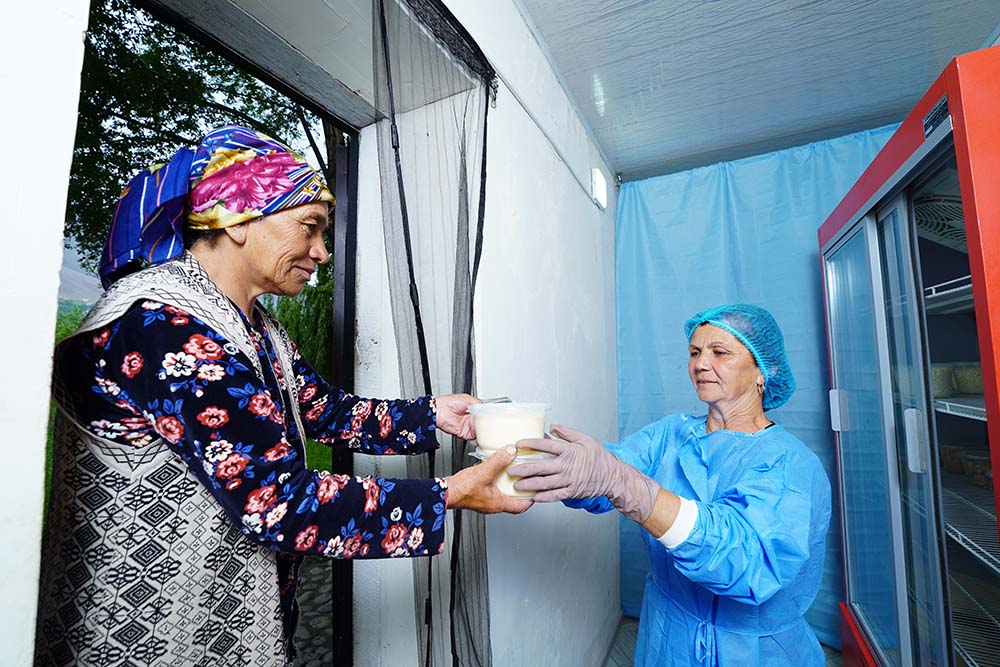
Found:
875,195 -> 949,666
825,221 -> 911,666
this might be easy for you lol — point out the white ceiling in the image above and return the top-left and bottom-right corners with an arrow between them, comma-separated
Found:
221,1 -> 1000,180
516,0 -> 1000,181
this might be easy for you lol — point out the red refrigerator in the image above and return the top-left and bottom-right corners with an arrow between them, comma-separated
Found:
819,46 -> 1000,666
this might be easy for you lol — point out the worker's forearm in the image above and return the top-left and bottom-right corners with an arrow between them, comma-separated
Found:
640,488 -> 682,537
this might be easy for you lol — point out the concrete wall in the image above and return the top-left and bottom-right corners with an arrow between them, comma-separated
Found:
352,1 -> 620,664
0,1 -> 91,664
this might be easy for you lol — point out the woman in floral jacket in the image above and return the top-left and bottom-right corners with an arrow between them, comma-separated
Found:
35,126 -> 528,667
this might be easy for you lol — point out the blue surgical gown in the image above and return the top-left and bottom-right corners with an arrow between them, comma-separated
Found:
568,414 -> 831,666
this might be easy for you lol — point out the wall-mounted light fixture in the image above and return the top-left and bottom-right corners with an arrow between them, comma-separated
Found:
591,167 -> 607,209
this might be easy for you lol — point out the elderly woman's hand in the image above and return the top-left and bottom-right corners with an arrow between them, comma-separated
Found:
433,393 -> 479,440
444,446 -> 533,514
508,425 -> 660,523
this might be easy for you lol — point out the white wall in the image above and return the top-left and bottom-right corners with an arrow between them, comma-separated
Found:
439,4 -> 621,663
353,1 -> 621,665
0,1 -> 91,664
473,76 -> 619,667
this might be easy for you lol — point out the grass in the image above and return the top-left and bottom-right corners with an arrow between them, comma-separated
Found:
43,404 -> 56,519
305,439 -> 333,472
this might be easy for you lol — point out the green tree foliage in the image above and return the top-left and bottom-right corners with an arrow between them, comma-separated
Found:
54,301 -> 90,342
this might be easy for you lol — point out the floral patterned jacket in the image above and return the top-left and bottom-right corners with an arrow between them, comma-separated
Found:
37,253 -> 451,666
60,299 -> 448,561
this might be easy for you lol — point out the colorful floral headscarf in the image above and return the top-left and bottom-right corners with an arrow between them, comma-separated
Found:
100,125 -> 334,288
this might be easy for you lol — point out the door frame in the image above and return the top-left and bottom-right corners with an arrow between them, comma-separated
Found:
135,1 -> 366,660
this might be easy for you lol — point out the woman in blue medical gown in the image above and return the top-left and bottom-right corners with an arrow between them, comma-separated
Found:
511,304 -> 831,666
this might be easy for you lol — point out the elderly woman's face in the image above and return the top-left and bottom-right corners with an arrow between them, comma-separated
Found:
245,202 -> 331,296
688,324 -> 764,408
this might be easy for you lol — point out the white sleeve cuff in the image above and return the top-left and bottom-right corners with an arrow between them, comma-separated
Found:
656,497 -> 698,549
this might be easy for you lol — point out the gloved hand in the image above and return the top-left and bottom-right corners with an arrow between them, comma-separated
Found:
507,425 -> 660,523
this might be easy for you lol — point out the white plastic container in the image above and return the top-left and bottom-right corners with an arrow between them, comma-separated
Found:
469,449 -> 554,498
468,402 -> 550,496
468,402 -> 549,452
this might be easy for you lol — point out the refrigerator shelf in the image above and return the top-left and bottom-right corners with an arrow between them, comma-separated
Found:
950,573 -> 1000,667
924,275 -> 974,315
941,473 -> 1000,577
934,395 -> 987,422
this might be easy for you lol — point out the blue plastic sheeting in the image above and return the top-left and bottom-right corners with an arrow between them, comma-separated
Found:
615,124 -> 898,648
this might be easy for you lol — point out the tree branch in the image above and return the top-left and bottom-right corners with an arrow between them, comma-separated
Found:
107,111 -> 197,146
295,104 -> 329,180
204,85 -> 297,113
192,98 -> 288,144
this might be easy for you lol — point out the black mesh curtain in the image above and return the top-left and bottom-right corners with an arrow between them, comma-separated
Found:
372,1 -> 494,665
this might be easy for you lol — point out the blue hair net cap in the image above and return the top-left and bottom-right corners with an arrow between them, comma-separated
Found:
684,303 -> 796,410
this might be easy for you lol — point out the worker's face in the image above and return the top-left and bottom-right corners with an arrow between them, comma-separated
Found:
687,324 -> 764,409
244,202 -> 331,297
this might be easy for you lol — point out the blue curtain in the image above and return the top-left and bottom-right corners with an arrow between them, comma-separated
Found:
615,124 -> 898,648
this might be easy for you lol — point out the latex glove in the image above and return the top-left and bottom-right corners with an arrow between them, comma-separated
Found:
508,425 -> 659,523
434,393 -> 479,440
444,445 -> 533,514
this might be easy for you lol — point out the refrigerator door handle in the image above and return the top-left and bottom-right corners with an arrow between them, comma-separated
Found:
903,407 -> 927,474
829,389 -> 849,432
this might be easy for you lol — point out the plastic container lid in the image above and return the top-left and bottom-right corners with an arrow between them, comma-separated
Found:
468,448 -> 554,463
467,402 -> 549,416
